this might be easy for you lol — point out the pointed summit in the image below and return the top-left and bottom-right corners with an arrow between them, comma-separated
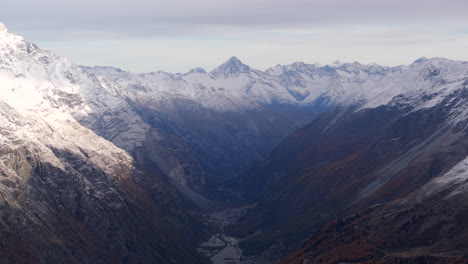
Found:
211,56 -> 250,76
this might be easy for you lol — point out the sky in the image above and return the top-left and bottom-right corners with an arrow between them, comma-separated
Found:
2,0 -> 468,73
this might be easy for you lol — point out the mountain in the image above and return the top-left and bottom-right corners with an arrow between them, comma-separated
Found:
85,56 -> 402,112
211,56 -> 251,76
279,157 -> 468,263
230,58 -> 468,261
0,23 -> 208,263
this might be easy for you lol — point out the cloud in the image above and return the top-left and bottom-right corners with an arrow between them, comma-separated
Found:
1,0 -> 468,72
4,0 -> 468,37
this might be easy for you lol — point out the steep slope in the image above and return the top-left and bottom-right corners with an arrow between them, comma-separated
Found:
279,157 -> 468,264
231,58 -> 468,260
0,23 -> 207,263
0,24 -> 149,152
2,22 -> 214,207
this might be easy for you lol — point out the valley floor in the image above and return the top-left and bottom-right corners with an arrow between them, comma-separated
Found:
198,204 -> 257,264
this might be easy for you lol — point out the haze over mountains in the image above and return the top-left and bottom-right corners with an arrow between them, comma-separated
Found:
1,22 -> 468,263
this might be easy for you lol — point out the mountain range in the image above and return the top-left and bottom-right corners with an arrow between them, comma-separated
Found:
1,22 -> 468,263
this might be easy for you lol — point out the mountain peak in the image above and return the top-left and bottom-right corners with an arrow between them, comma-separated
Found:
413,57 -> 428,64
186,67 -> 207,74
0,22 -> 7,33
211,56 -> 250,76
227,56 -> 241,64
330,60 -> 344,68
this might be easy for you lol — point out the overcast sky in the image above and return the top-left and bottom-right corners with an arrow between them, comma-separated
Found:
2,0 -> 468,73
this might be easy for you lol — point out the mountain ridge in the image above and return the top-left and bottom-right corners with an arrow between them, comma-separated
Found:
83,55 -> 468,113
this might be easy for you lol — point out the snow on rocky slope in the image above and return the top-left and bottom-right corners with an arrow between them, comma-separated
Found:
0,23 -> 210,264
84,55 -> 468,116
83,56 -> 393,112
0,22 -> 149,154
0,22 -> 142,177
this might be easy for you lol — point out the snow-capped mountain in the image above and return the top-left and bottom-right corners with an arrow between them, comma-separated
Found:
84,57 -> 388,112
0,23 -> 208,263
211,56 -> 251,76
84,54 -> 468,114
0,23 -> 141,179
0,23 -> 149,153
